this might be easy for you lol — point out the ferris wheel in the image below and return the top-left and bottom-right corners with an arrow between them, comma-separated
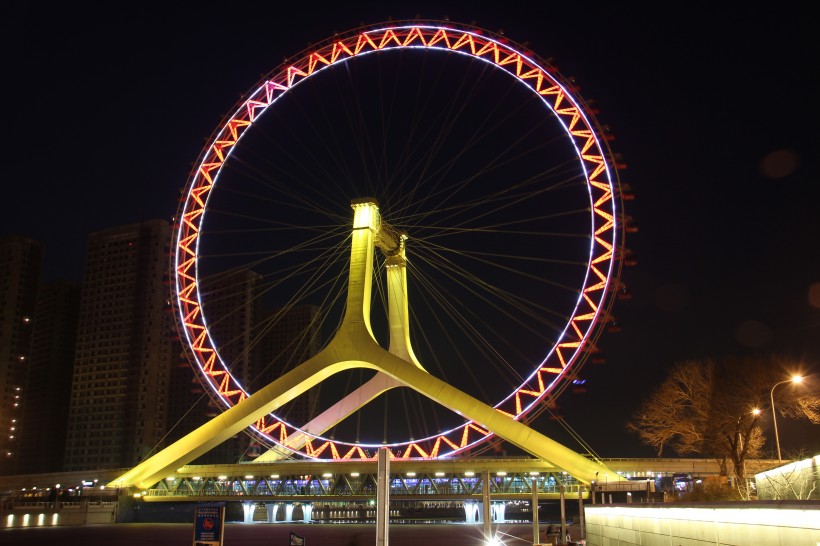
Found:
172,21 -> 627,461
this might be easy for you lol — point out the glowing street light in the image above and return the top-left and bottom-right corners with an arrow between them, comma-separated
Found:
738,407 -> 761,452
739,408 -> 761,489
770,375 -> 803,464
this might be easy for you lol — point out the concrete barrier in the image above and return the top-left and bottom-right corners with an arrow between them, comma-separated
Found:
584,501 -> 820,546
3,501 -> 117,527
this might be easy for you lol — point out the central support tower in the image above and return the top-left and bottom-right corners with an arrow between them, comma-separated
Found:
111,200 -> 622,490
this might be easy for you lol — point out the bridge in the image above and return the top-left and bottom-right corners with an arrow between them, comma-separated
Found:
1,456 -> 785,531
1,457 -> 781,501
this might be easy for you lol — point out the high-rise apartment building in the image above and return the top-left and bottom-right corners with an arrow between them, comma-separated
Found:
167,268 -> 322,462
63,220 -> 176,471
17,280 -> 80,474
253,304 -> 322,429
168,269 -> 263,464
0,236 -> 44,475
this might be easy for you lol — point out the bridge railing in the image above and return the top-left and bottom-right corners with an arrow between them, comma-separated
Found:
143,472 -> 584,499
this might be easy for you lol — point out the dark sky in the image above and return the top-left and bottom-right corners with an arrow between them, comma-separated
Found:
4,3 -> 818,459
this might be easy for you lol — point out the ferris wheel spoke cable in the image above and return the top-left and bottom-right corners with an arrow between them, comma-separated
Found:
412,243 -> 568,320
387,57 -> 534,219
249,238 -> 350,331
409,260 -> 536,374
409,270 -> 529,386
146,391 -> 212,460
366,266 -> 444,436
205,182 -> 346,227
209,237 -> 351,374
390,100 -> 563,225
219,122 -> 588,248
225,143 -> 349,223
376,51 -> 450,206
249,82 -> 371,205
222,140 -> 344,211
199,215 -> 347,260
409,251 -> 571,363
337,57 -> 384,196
536,406 -> 604,463
416,226 -> 588,242
419,241 -> 589,267
401,387 -> 424,440
388,166 -> 580,229
292,47 -> 528,223
408,258 -> 559,378
248,265 -> 349,388
392,164 -> 582,234
414,239 -> 582,295
347,48 -> 488,213
387,65 -> 497,213
443,182 -> 583,236
199,222 -> 347,259
198,233 -> 350,335
410,247 -> 549,328
406,275 -> 499,402
369,52 -> 408,199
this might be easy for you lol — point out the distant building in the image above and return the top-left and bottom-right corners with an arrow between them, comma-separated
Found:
0,236 -> 44,475
17,280 -> 80,474
63,220 -> 177,471
168,269 -> 263,464
4,222 -> 328,474
252,304 -> 322,430
167,266 -> 323,462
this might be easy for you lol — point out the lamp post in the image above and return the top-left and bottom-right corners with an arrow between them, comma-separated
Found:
770,376 -> 803,464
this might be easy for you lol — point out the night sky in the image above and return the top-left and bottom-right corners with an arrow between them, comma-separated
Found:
4,3 -> 817,458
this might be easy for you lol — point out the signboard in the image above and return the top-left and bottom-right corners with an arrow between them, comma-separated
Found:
290,531 -> 305,545
193,503 -> 225,546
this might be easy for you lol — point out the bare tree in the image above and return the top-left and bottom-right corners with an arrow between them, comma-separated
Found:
626,360 -> 712,456
627,355 -> 818,493
755,453 -> 819,500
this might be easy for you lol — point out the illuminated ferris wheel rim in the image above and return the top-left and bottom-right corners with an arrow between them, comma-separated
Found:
173,20 -> 622,459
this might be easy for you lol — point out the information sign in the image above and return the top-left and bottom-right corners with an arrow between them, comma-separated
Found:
193,503 -> 225,546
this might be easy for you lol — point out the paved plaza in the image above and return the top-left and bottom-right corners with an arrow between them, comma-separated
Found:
1,522 -> 582,545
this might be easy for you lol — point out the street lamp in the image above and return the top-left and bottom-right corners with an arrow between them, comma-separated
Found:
738,408 -> 761,491
738,408 -> 761,453
770,375 -> 803,464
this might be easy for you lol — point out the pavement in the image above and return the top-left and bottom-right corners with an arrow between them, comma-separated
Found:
0,522 -> 584,545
